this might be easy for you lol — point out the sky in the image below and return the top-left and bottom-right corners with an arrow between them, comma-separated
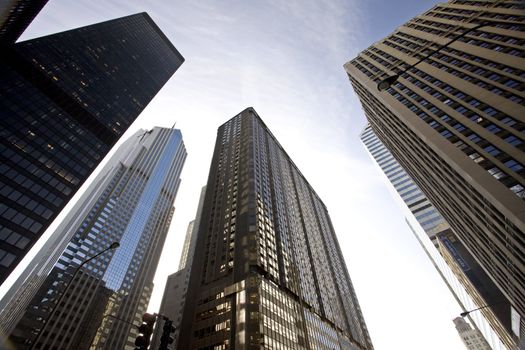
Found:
4,0 -> 471,349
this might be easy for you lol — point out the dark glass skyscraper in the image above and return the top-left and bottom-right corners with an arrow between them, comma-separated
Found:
0,0 -> 48,43
178,108 -> 373,350
6,127 -> 186,350
345,0 -> 525,345
0,13 -> 184,283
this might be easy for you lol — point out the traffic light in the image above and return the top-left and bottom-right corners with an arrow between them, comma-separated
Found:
159,318 -> 175,350
134,313 -> 156,350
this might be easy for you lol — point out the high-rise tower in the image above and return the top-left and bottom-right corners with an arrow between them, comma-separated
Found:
0,0 -> 48,43
345,0 -> 524,344
361,124 -> 514,350
0,12 -> 184,283
151,186 -> 206,349
178,108 -> 373,350
453,317 -> 491,350
6,127 -> 186,350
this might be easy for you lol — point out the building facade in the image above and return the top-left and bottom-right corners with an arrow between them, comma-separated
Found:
0,12 -> 184,284
454,317 -> 492,350
177,108 -> 373,350
345,0 -> 525,344
7,127 -> 186,350
0,0 -> 48,43
361,123 -> 515,349
151,186 -> 206,349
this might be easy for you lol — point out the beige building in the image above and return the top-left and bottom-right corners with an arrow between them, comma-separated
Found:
345,0 -> 524,348
454,317 -> 492,350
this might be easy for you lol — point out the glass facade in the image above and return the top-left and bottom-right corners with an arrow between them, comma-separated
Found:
0,0 -> 48,43
5,127 -> 186,350
345,0 -> 525,344
178,108 -> 373,350
0,12 -> 184,284
360,125 -> 449,237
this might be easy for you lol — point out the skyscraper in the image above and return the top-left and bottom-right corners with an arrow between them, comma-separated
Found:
151,186 -> 206,349
0,12 -> 184,283
453,317 -> 491,350
177,108 -> 373,350
360,124 -> 515,350
6,127 -> 187,350
0,0 -> 48,43
345,0 -> 524,344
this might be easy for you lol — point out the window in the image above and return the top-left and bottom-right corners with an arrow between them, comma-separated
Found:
0,249 -> 16,267
456,106 -> 468,114
504,159 -> 523,172
453,123 -> 466,132
505,79 -> 519,88
501,117 -> 516,126
488,167 -> 506,179
504,135 -> 522,146
441,130 -> 453,138
483,107 -> 498,116
484,145 -> 501,156
486,124 -> 502,133
468,133 -> 481,143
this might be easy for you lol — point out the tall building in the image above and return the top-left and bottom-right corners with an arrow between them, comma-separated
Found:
360,124 -> 515,350
179,187 -> 206,272
151,186 -> 206,349
177,108 -> 373,350
6,127 -> 187,350
345,0 -> 525,344
0,12 -> 184,283
454,317 -> 492,350
0,0 -> 48,43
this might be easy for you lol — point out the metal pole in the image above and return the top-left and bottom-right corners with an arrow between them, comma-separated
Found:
460,300 -> 508,317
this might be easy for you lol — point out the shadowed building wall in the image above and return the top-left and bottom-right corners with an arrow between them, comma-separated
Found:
345,0 -> 525,345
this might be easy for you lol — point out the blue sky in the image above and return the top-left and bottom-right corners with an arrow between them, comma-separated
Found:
8,1 -> 468,349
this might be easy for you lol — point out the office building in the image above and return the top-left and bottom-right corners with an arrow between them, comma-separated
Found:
0,12 -> 184,284
0,0 -> 48,43
7,127 -> 187,350
177,108 -> 373,350
345,0 -> 525,344
152,186 -> 206,349
454,317 -> 491,350
437,230 -> 516,349
361,124 -> 515,349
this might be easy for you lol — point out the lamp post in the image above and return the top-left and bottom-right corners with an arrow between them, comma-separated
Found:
461,304 -> 495,318
376,21 -> 514,91
30,242 -> 120,349
460,299 -> 508,318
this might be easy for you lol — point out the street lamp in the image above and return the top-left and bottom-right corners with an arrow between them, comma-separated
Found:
30,242 -> 120,349
377,21 -> 510,91
377,75 -> 400,91
460,304 -> 494,318
460,300 -> 508,318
